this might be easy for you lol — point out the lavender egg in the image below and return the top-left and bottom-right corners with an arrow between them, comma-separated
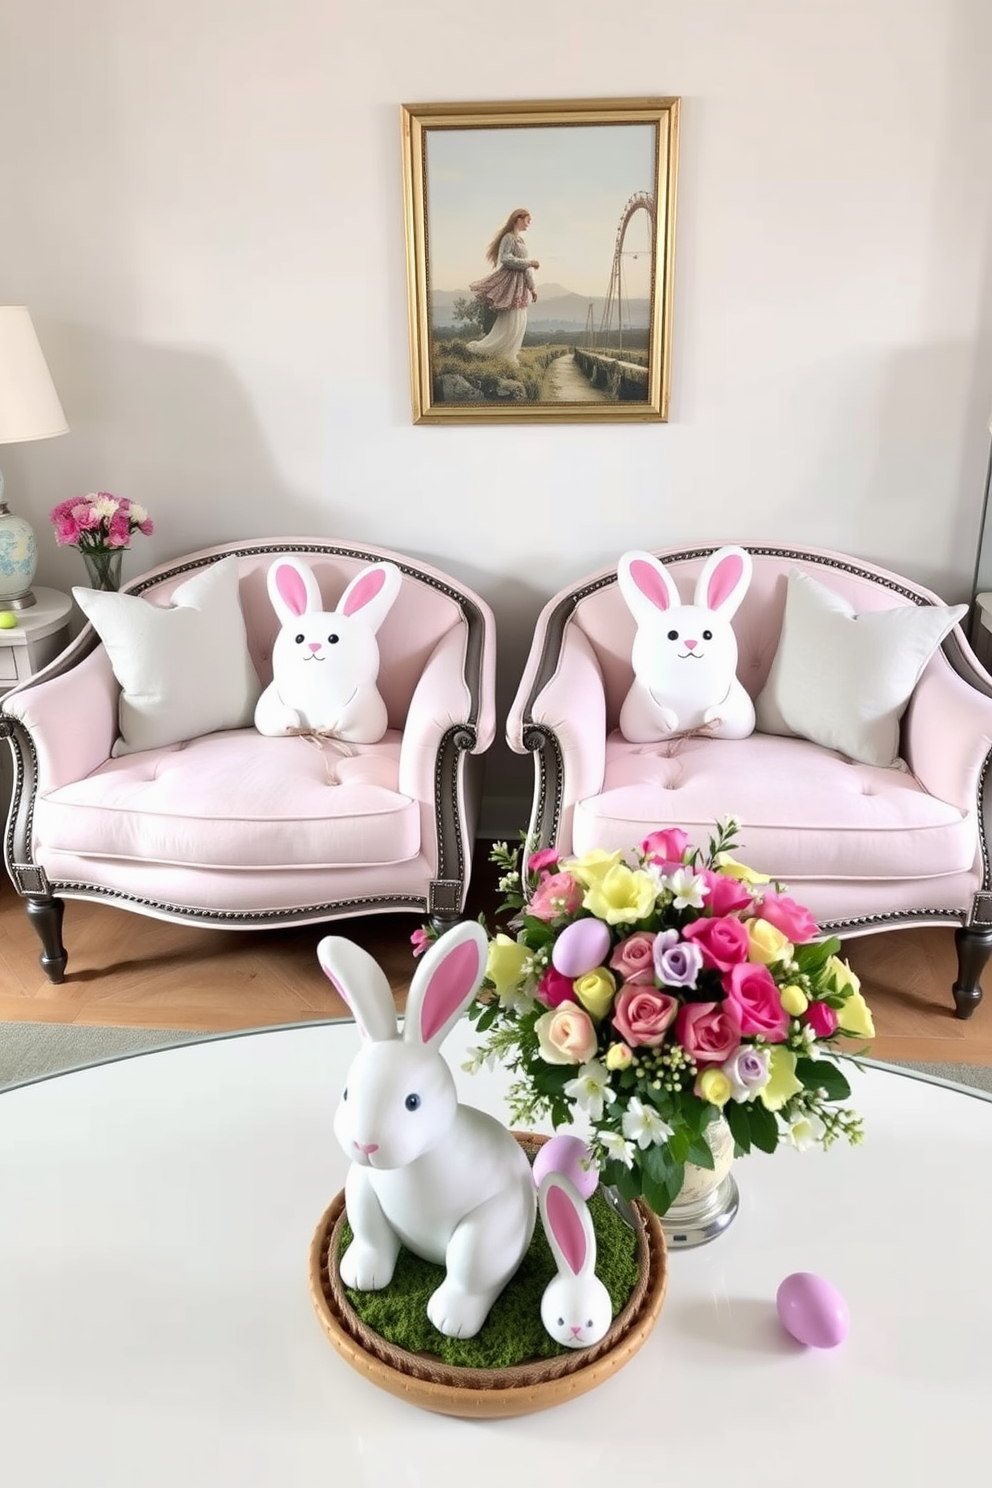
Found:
552,917 -> 611,979
776,1272 -> 849,1349
532,1134 -> 598,1199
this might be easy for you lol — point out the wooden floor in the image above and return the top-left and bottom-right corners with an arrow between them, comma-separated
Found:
1,848 -> 990,1065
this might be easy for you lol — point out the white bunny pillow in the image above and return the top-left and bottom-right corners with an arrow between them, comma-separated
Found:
254,555 -> 402,742
617,545 -> 755,742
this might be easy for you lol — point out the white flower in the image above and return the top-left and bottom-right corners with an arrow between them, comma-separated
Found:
781,1111 -> 826,1151
461,1046 -> 486,1074
599,1130 -> 635,1168
563,1061 -> 616,1121
663,866 -> 708,911
92,494 -> 120,519
621,1096 -> 674,1149
129,502 -> 149,523
498,980 -> 536,1015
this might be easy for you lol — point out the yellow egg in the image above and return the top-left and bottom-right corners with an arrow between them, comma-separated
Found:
0,611 -> 17,630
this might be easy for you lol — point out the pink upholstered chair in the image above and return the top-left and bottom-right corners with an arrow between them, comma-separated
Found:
0,537 -> 496,982
507,542 -> 992,1020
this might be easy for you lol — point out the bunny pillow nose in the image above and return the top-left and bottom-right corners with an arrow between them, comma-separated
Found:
308,642 -> 321,654
684,638 -> 697,650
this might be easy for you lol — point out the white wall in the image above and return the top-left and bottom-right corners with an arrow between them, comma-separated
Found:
2,0 -> 991,830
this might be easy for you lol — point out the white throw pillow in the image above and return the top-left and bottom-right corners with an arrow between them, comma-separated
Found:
74,555 -> 261,757
755,568 -> 966,767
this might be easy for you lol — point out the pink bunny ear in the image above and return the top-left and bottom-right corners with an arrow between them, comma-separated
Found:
275,564 -> 309,618
415,939 -> 483,1045
545,1183 -> 587,1275
630,558 -> 675,612
706,553 -> 746,611
343,568 -> 386,617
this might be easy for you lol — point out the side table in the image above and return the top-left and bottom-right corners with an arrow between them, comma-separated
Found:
0,587 -> 73,885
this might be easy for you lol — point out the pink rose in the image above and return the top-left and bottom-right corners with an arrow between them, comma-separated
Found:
722,963 -> 790,1042
757,888 -> 819,943
537,966 -> 575,1008
409,927 -> 432,958
528,847 -> 560,876
674,1001 -> 741,1066
682,916 -> 750,972
535,1002 -> 598,1064
609,931 -> 657,986
641,828 -> 689,866
529,871 -> 584,922
697,868 -> 755,917
612,986 -> 679,1048
803,1001 -> 839,1038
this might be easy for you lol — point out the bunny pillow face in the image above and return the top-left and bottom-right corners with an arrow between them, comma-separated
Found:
617,545 -> 756,743
254,555 -> 401,742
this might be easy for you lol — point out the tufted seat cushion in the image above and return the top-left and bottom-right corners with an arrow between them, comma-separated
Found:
572,732 -> 971,884
32,730 -> 419,870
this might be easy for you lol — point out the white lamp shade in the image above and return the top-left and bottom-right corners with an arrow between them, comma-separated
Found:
0,306 -> 68,444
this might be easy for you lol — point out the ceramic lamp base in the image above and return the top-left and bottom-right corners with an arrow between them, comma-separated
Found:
0,501 -> 39,610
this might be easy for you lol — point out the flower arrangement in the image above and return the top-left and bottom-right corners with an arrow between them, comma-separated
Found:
422,820 -> 875,1218
49,492 -> 154,553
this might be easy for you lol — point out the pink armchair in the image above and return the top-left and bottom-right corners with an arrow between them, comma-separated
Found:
1,537 -> 496,982
507,542 -> 992,1020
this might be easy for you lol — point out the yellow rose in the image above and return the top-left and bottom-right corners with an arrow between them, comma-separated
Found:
485,933 -> 530,995
694,1068 -> 732,1107
825,956 -> 875,1039
564,849 -> 625,888
747,918 -> 794,966
605,1041 -> 633,1071
573,966 -> 617,1020
583,864 -> 657,925
780,983 -> 809,1016
535,1004 -> 598,1065
758,1046 -> 804,1111
714,852 -> 771,884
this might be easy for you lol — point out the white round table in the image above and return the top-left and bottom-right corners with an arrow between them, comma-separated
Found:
0,1020 -> 988,1487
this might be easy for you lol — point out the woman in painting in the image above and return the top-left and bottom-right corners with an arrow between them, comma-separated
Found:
465,208 -> 540,364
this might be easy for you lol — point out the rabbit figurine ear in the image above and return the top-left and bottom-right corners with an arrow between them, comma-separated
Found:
338,562 -> 402,635
694,545 -> 752,619
403,921 -> 489,1050
316,936 -> 399,1043
539,1172 -> 596,1279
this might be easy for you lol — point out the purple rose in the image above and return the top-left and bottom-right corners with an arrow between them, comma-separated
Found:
652,930 -> 704,989
722,1045 -> 771,1101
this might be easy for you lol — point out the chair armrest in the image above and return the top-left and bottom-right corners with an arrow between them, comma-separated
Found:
902,638 -> 992,814
1,639 -> 120,792
398,622 -> 495,803
506,618 -> 607,849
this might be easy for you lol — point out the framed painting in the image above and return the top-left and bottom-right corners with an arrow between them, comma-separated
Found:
400,96 -> 680,425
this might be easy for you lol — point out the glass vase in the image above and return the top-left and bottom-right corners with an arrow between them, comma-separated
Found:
80,548 -> 125,592
662,1116 -> 739,1251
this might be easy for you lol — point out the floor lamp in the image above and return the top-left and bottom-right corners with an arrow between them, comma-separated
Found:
0,307 -> 69,609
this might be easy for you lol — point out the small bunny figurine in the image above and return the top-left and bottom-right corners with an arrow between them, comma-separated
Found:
617,545 -> 755,742
254,555 -> 401,743
318,922 -> 537,1340
538,1172 -> 613,1349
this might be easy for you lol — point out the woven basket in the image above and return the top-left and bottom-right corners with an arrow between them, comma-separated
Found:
308,1136 -> 668,1418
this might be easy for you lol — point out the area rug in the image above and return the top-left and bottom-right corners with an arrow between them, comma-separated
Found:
1,1021 -> 991,1096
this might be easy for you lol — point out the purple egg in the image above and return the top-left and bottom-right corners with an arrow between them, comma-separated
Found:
776,1271 -> 849,1349
552,917 -> 611,979
532,1134 -> 598,1199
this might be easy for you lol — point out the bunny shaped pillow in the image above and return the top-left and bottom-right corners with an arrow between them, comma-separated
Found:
254,555 -> 401,742
617,545 -> 755,742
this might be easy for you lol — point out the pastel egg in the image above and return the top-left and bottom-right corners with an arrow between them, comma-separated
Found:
532,1134 -> 598,1199
776,1271 -> 849,1349
552,917 -> 611,979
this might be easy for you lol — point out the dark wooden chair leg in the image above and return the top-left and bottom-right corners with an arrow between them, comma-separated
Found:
25,895 -> 68,984
952,925 -> 992,1020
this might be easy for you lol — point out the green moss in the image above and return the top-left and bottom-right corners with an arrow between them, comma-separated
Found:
339,1189 -> 640,1369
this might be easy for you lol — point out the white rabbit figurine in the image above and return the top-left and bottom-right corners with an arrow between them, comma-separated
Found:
538,1172 -> 613,1349
617,544 -> 756,742
318,922 -> 537,1340
254,555 -> 401,743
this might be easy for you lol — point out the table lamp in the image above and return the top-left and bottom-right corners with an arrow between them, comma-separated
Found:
0,306 -> 69,609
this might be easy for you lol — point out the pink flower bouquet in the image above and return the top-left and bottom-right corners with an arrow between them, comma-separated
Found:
438,820 -> 875,1217
49,492 -> 153,553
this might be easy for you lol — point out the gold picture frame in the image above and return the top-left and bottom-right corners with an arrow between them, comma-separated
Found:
400,96 -> 680,425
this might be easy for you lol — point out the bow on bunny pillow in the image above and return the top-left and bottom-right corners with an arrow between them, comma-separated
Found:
254,555 -> 402,742
617,545 -> 755,742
